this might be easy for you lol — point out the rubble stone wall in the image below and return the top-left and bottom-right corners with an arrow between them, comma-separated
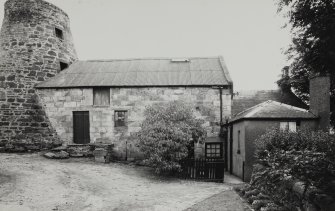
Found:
38,87 -> 232,159
0,0 -> 77,150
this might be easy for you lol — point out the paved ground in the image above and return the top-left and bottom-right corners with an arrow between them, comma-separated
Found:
0,153 -> 246,211
184,189 -> 251,211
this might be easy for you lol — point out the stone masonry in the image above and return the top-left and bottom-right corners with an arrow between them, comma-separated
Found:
0,0 -> 77,151
37,87 -> 232,159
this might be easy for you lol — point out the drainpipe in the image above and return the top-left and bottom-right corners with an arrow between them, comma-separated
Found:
219,88 -> 223,127
125,141 -> 128,161
230,124 -> 233,174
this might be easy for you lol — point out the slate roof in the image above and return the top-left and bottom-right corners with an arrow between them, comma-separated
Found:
230,100 -> 317,123
232,89 -> 308,115
36,56 -> 233,88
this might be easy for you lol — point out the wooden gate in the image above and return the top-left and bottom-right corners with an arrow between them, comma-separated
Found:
179,158 -> 225,182
73,111 -> 90,144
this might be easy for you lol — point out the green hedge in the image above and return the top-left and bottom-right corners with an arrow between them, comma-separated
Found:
252,129 -> 335,208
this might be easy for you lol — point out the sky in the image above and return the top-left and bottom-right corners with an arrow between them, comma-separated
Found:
0,0 -> 291,90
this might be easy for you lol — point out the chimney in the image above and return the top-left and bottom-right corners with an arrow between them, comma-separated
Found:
309,75 -> 331,131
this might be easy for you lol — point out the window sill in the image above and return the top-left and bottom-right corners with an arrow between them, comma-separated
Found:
114,125 -> 128,129
93,105 -> 110,108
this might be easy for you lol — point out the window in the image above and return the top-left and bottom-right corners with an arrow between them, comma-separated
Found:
237,130 -> 241,154
205,143 -> 223,158
114,110 -> 127,127
93,88 -> 110,106
60,62 -> 68,71
55,27 -> 64,40
280,121 -> 297,132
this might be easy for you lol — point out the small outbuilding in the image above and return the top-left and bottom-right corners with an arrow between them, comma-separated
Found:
226,100 -> 318,182
226,75 -> 330,182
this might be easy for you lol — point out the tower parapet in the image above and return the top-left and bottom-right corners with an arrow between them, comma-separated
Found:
0,0 -> 78,151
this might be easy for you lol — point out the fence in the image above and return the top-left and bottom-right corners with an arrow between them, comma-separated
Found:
179,158 -> 225,182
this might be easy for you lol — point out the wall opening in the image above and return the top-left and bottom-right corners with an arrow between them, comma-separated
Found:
55,27 -> 64,40
114,110 -> 128,127
60,62 -> 69,71
73,111 -> 90,144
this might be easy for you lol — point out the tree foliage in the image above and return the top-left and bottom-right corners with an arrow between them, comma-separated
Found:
276,0 -> 335,126
137,101 -> 206,174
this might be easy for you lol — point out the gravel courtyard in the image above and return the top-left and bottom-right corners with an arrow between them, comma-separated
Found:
0,153 -> 245,211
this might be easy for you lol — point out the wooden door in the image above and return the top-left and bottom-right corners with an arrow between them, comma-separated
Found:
73,111 -> 90,144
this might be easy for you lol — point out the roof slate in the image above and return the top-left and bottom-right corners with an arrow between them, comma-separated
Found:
36,56 -> 233,88
232,89 -> 308,115
230,100 -> 317,123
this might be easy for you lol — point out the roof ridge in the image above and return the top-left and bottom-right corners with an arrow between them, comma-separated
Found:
55,70 -> 222,74
83,56 -> 221,62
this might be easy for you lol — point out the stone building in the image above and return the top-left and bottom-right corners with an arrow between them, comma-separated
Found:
0,0 -> 77,151
36,58 -> 233,159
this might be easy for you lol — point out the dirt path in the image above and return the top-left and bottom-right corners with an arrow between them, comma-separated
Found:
0,153 -> 244,211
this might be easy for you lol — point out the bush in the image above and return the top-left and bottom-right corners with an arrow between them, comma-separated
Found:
252,129 -> 335,208
137,101 -> 206,174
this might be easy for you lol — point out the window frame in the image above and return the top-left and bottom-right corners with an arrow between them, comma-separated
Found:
280,121 -> 297,132
114,110 -> 128,127
205,142 -> 223,159
93,87 -> 110,106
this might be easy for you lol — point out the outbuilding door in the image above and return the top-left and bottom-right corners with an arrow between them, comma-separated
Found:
73,111 -> 90,144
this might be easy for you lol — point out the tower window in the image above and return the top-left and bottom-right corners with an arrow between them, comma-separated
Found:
55,27 -> 64,40
60,62 -> 68,71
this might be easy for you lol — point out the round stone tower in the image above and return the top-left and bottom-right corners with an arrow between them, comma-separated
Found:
0,0 -> 78,151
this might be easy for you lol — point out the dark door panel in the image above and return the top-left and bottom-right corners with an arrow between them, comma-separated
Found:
73,111 -> 90,144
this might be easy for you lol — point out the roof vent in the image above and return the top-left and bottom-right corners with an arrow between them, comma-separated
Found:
171,58 -> 190,63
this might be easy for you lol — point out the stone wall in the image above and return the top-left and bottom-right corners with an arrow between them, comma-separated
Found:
38,87 -> 232,159
0,0 -> 77,149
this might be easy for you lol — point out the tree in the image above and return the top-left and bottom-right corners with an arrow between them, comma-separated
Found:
136,101 -> 206,174
276,0 -> 335,127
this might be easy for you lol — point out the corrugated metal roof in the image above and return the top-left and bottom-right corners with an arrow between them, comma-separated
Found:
230,100 -> 317,123
36,56 -> 233,88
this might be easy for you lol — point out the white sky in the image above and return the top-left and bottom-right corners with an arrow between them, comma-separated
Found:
0,0 -> 291,90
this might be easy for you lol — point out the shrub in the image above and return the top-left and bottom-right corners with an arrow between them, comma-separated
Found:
253,129 -> 335,208
137,100 -> 206,174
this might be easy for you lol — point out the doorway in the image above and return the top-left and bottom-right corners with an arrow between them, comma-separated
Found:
73,111 -> 90,144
